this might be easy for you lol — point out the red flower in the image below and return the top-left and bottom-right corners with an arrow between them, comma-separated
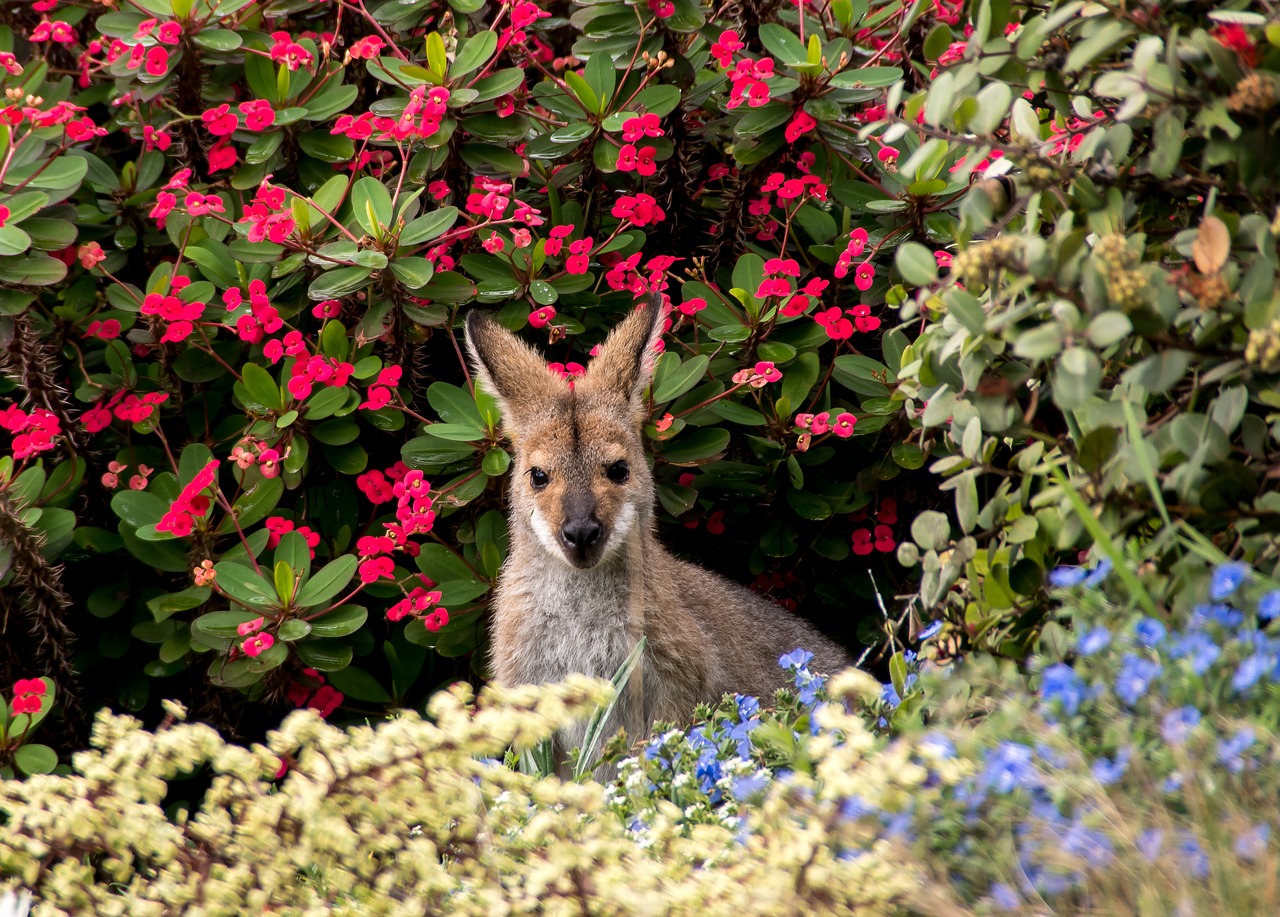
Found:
785,110 -> 817,142
242,632 -> 274,657
239,99 -> 276,132
11,677 -> 46,715
528,306 -> 556,329
854,261 -> 876,292
359,555 -> 396,584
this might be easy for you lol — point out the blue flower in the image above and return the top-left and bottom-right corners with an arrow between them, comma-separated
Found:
1133,617 -> 1167,647
1192,602 -> 1244,629
882,682 -> 902,708
1179,833 -> 1209,879
1062,819 -> 1114,867
1049,565 -> 1089,588
1169,631 -> 1220,675
1092,747 -> 1130,786
1234,823 -> 1270,862
778,648 -> 813,670
839,795 -> 877,820
988,883 -> 1020,910
1083,557 -> 1113,587
734,695 -> 760,720
729,772 -> 770,800
919,733 -> 956,759
1210,561 -> 1250,600
1136,828 -> 1164,862
1040,663 -> 1087,716
1114,653 -> 1161,706
1260,591 -> 1280,621
1076,626 -> 1111,655
1160,706 -> 1201,746
1232,653 -> 1272,693
979,742 -> 1037,795
919,619 -> 943,640
1217,727 -> 1255,774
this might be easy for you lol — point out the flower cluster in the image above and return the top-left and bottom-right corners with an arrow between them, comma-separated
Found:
156,460 -> 220,537
0,405 -> 62,461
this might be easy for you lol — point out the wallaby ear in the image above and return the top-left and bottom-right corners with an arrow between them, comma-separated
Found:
465,311 -> 564,437
582,293 -> 665,419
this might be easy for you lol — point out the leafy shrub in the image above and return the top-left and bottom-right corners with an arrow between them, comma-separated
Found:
0,0 -> 934,732
0,675 -> 934,916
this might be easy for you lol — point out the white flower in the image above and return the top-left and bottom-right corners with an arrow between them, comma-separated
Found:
0,890 -> 32,917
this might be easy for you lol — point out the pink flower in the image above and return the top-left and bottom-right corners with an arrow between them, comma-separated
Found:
78,242 -> 106,269
145,46 -> 169,76
242,632 -> 274,657
482,232 -> 505,254
239,99 -> 276,132
846,228 -> 869,258
678,297 -> 707,316
202,104 -> 238,136
811,411 -> 831,435
11,678 -> 46,715
877,147 -> 899,165
851,304 -> 880,333
753,361 -> 782,383
832,412 -> 857,438
424,608 -> 449,631
258,448 -> 282,478
785,110 -> 817,142
853,261 -> 876,292
237,616 -> 265,636
528,306 -> 556,328
359,556 -> 395,583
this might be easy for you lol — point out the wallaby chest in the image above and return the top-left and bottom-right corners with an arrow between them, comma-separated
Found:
493,550 -> 641,688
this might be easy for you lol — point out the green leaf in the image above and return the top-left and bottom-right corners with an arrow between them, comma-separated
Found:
451,30 -> 496,78
14,744 -> 58,776
659,428 -> 731,465
192,609 -> 264,638
351,176 -> 393,236
295,639 -> 354,672
218,476 -> 284,534
0,224 -> 32,256
583,52 -> 615,114
400,206 -> 458,245
308,266 -> 373,300
110,491 -> 167,528
482,447 -> 511,476
390,257 -> 435,289
213,562 -> 280,608
295,555 -> 359,608
895,242 -> 939,286
653,355 -> 710,404
327,665 -> 391,703
147,587 -> 211,622
0,254 -> 67,286
308,604 -> 368,637
241,363 -> 283,412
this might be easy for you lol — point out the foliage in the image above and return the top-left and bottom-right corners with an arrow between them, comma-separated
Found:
889,2 -> 1280,660
6,557 -> 1280,913
0,676 -> 933,916
0,0 -> 934,730
0,678 -> 59,778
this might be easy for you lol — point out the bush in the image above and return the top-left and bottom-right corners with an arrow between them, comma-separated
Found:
0,675 -> 934,916
0,0 -> 929,734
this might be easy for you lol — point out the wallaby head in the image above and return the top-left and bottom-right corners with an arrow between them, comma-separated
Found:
465,296 -> 664,571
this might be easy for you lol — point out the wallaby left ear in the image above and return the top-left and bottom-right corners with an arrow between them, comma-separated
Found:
583,293 -> 665,419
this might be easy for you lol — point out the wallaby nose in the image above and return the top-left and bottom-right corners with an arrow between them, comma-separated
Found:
561,518 -> 602,550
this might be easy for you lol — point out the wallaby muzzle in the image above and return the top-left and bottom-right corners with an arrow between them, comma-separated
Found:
559,492 -> 604,568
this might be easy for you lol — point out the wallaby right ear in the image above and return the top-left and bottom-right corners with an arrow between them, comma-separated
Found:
465,311 -> 565,438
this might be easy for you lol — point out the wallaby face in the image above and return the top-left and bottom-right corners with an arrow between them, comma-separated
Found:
465,300 -> 662,571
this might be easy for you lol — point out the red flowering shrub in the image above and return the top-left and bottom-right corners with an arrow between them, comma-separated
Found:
7,0 -> 1263,742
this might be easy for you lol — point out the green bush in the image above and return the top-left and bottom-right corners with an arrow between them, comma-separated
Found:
0,674 -> 935,916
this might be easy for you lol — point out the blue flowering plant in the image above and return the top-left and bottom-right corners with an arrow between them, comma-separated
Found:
897,557 -> 1280,912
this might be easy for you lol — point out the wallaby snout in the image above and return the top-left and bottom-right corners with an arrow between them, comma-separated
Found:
560,492 -> 603,566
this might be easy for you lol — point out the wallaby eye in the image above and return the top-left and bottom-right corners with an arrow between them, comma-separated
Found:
605,460 -> 629,484
528,467 -> 550,489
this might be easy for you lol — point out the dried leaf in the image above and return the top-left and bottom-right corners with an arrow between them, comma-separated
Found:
1193,215 -> 1230,275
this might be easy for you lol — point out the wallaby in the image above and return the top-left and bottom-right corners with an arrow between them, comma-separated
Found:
465,295 -> 850,772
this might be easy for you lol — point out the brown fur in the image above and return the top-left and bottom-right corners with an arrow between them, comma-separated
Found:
465,297 -> 850,770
